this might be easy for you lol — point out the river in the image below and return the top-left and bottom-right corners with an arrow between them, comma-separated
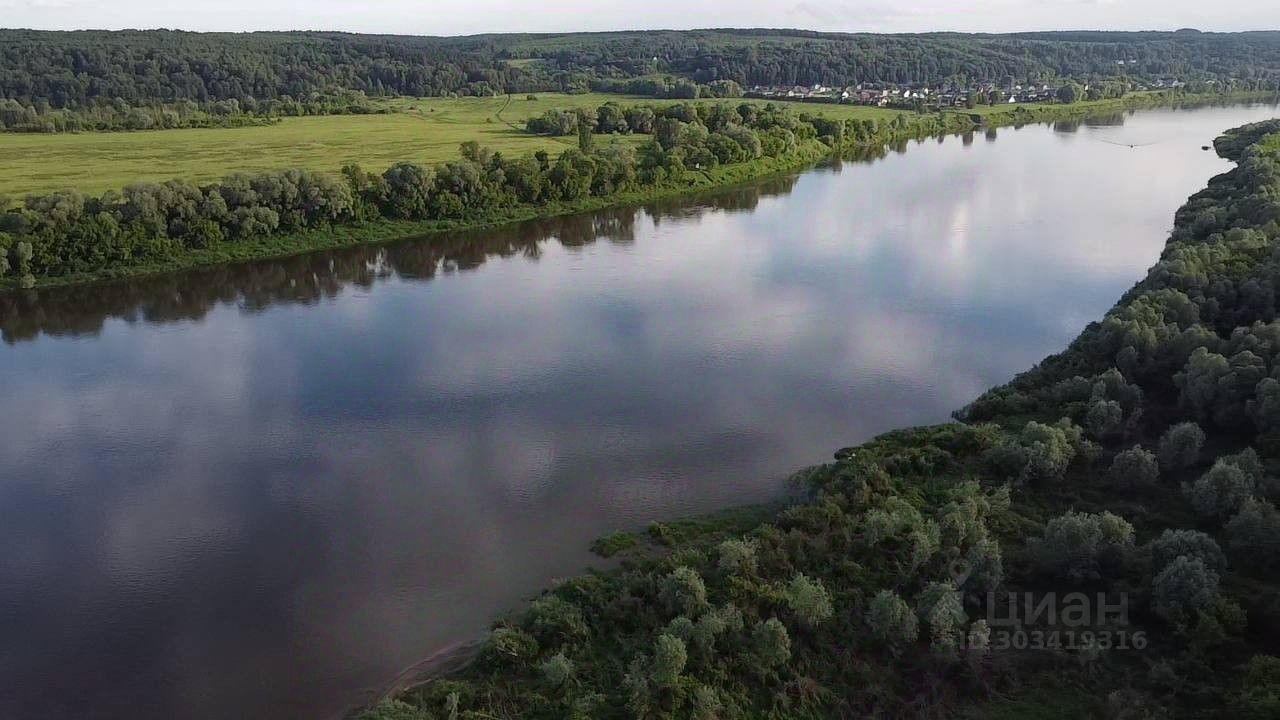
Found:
0,102 -> 1276,720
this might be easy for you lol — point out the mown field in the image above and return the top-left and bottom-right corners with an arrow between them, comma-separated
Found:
0,93 -> 905,197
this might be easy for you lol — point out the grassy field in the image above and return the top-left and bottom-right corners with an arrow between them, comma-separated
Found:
0,93 -> 904,197
3,90 -> 1267,198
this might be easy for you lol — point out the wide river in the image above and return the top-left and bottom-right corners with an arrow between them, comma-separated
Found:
1,102 -> 1277,720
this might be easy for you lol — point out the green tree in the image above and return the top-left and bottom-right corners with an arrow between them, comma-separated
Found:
866,590 -> 919,650
540,652 -> 575,688
915,582 -> 966,658
1158,422 -> 1205,471
1151,528 -> 1228,573
1186,459 -> 1255,520
1030,510 -> 1134,583
651,634 -> 687,688
752,618 -> 791,668
1110,446 -> 1160,489
1225,498 -> 1280,567
660,566 -> 709,617
717,538 -> 758,575
575,109 -> 596,152
783,573 -> 834,627
1151,555 -> 1220,623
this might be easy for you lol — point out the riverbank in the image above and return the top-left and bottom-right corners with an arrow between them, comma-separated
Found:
355,120 -> 1280,718
0,141 -> 834,291
2,90 -> 1272,293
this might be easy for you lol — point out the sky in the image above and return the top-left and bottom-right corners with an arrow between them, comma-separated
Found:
1,0 -> 1278,35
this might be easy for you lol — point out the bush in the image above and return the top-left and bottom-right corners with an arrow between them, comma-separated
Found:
1237,655 -> 1280,719
1150,528 -> 1227,573
660,566 -> 709,617
540,651 -> 575,688
866,590 -> 919,649
752,618 -> 791,668
1225,497 -> 1280,566
1151,555 -> 1220,623
1021,419 -> 1083,483
1110,446 -> 1160,489
716,538 -> 758,575
915,582 -> 967,658
527,595 -> 589,646
1158,422 -> 1205,471
485,627 -> 538,666
590,532 -> 639,558
1185,459 -> 1256,519
1030,510 -> 1134,583
652,634 -> 687,688
783,573 -> 834,627
963,538 -> 1005,594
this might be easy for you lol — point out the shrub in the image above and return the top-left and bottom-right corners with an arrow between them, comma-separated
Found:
783,573 -> 834,627
1225,497 -> 1280,566
717,538 -> 758,575
1221,447 -> 1265,483
590,532 -> 639,558
916,582 -> 967,658
1237,655 -> 1280,719
1110,446 -> 1160,489
690,607 -> 735,656
866,590 -> 919,649
1030,511 -> 1134,583
660,566 -> 709,617
1158,422 -> 1205,471
652,634 -> 687,688
1150,529 -> 1227,573
963,538 -> 1005,594
1151,555 -> 1220,623
985,421 -> 1080,485
485,626 -> 538,666
527,595 -> 588,646
1020,419 -> 1082,483
752,618 -> 791,667
540,651 -> 575,688
1086,398 -> 1125,439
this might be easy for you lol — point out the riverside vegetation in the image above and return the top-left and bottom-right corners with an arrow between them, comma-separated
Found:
354,121 -> 1280,719
0,90 -> 1271,290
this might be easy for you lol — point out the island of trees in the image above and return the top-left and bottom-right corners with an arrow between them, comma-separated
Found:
348,121 -> 1280,719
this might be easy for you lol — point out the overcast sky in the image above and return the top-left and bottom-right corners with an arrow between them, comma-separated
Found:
1,0 -> 1277,35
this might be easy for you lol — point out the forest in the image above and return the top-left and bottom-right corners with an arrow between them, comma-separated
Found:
0,89 -> 385,133
0,101 -> 975,287
2,29 -> 1280,111
350,121 -> 1280,719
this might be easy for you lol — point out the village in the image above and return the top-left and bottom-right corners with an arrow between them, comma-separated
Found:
745,78 -> 1188,108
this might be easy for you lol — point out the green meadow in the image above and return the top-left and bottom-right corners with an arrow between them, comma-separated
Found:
0,93 -> 904,197
2,90 -> 1261,198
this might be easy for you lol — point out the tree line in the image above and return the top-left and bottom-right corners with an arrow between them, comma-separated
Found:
3,29 -> 1279,113
0,90 -> 384,133
0,102 -> 944,286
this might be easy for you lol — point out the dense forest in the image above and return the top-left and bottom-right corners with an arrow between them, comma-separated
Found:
351,121 -> 1280,719
0,101 -> 975,287
2,29 -> 1280,110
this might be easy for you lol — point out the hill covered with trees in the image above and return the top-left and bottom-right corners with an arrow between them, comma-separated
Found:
2,28 -> 1279,112
355,120 -> 1280,719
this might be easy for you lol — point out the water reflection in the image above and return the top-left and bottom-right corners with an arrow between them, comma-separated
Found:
1,103 -> 1277,720
0,177 -> 799,346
